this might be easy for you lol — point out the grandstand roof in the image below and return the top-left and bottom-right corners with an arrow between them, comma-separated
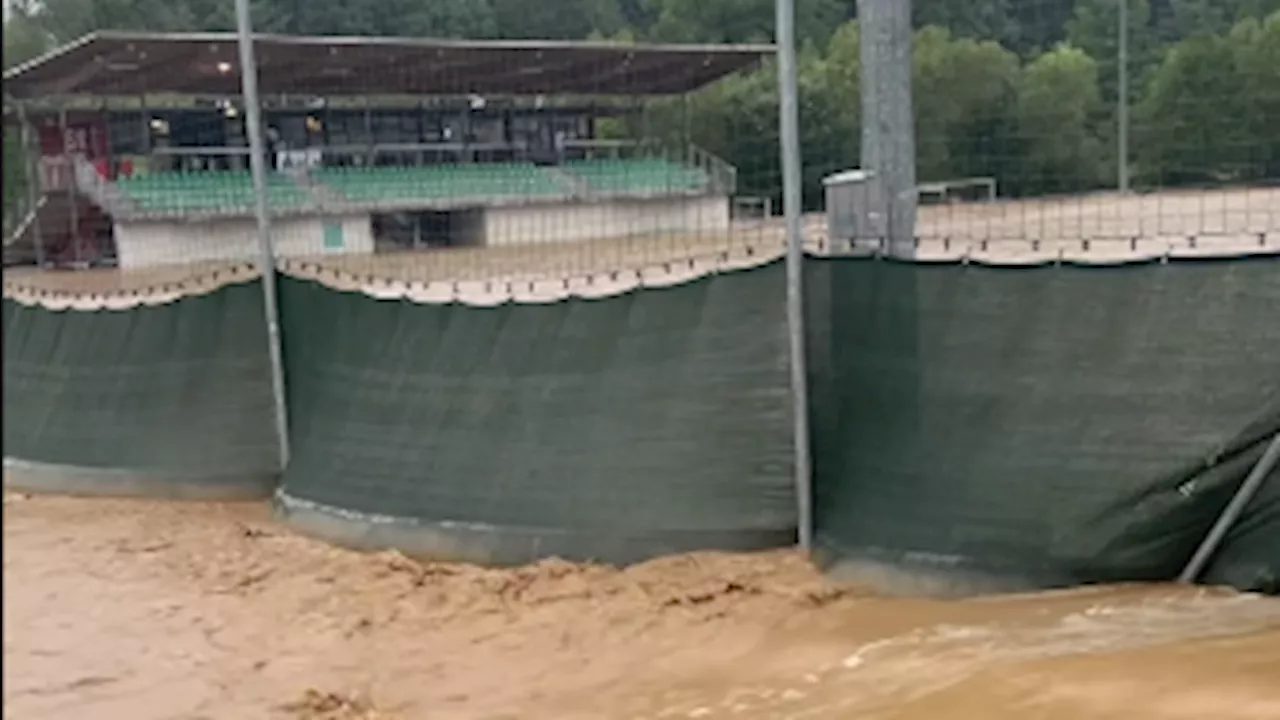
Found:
2,31 -> 774,100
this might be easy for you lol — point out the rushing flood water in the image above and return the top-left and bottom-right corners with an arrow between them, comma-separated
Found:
5,491 -> 1279,720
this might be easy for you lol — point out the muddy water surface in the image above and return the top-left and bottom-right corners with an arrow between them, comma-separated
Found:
5,492 -> 1278,720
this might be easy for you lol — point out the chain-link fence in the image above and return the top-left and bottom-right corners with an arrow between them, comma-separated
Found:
801,0 -> 1280,595
0,1 -> 798,562
2,0 -> 1277,587
6,2 -> 1276,281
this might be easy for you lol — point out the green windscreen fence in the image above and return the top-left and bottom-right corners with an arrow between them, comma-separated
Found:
806,256 -> 1280,595
276,261 -> 795,565
2,281 -> 279,498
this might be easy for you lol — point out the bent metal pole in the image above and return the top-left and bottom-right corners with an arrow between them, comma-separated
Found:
776,0 -> 813,552
235,0 -> 292,469
1179,431 -> 1280,583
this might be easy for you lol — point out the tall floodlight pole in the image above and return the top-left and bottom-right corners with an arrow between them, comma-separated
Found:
235,0 -> 291,469
860,0 -> 917,255
1118,0 -> 1130,194
776,0 -> 813,552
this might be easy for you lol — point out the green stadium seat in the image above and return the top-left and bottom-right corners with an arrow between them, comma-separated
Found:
117,170 -> 309,213
562,158 -> 709,193
313,162 -> 569,203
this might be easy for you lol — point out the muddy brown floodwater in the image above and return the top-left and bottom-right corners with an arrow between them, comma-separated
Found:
4,492 -> 1279,720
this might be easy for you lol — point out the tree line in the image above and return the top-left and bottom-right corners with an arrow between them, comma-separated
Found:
4,0 -> 1279,207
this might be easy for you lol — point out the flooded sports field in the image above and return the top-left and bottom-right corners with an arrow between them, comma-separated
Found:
5,492 -> 1278,720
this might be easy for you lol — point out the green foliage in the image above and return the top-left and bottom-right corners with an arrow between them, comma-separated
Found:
1135,14 -> 1279,184
1233,12 -> 1280,177
913,26 -> 1020,184
3,13 -> 52,69
1014,44 -> 1107,192
5,0 -> 1278,201
491,0 -> 622,40
914,0 -> 1017,48
1068,0 -> 1158,104
1156,0 -> 1280,41
645,0 -> 846,46
3,131 -> 32,236
661,33 -> 855,209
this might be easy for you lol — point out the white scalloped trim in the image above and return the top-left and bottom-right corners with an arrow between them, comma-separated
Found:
808,232 -> 1280,266
276,244 -> 786,306
2,264 -> 264,311
3,232 -> 1275,311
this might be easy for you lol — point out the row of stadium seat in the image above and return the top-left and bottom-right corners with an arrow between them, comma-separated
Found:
564,158 -> 709,193
114,160 -> 711,212
313,163 -> 567,202
117,170 -> 310,212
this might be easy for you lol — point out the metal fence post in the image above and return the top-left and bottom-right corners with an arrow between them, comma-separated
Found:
235,0 -> 292,470
776,0 -> 813,552
17,103 -> 46,267
1118,0 -> 1131,194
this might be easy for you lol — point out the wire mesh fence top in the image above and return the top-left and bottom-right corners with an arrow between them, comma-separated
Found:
2,1 -> 1278,303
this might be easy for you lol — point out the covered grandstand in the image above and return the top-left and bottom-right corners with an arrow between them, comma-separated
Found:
3,31 -> 768,270
6,30 -> 1275,593
2,32 -> 797,565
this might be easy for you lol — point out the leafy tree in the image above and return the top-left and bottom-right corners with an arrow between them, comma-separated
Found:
1014,44 -> 1107,192
1230,11 -> 1280,177
1067,0 -> 1158,105
5,0 -> 1276,199
4,14 -> 48,231
1134,32 -> 1251,184
3,131 -> 31,235
1006,0 -> 1079,55
912,25 -> 1020,184
1155,0 -> 1280,41
11,0 -> 289,39
668,35 -> 856,209
819,18 -> 862,170
490,0 -> 623,40
645,0 -> 846,47
3,13 -> 52,69
914,0 -> 1017,48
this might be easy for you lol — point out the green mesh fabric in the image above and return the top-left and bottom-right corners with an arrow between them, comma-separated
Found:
276,262 -> 795,564
2,282 -> 279,489
805,256 -> 1280,594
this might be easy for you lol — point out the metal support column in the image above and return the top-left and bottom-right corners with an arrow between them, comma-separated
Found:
776,0 -> 813,552
17,103 -> 46,267
235,0 -> 292,470
59,107 -> 80,266
859,0 -> 917,255
363,97 -> 374,165
1118,0 -> 1130,194
1179,432 -> 1280,583
681,91 -> 691,150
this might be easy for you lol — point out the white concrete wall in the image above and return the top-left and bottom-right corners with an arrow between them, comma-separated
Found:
114,214 -> 374,270
483,195 -> 730,247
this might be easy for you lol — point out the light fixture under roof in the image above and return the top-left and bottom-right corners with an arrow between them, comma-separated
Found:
216,61 -> 233,74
